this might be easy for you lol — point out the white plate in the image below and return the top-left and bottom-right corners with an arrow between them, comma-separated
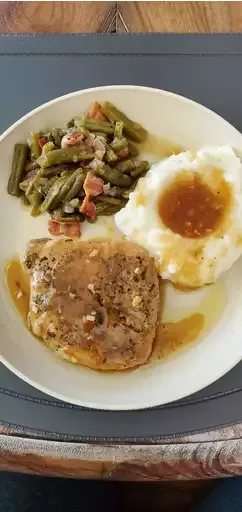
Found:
1,85 -> 242,411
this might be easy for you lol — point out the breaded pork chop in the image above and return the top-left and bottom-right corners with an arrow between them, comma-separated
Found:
23,239 -> 160,371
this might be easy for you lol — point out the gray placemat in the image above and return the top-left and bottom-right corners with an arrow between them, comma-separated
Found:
1,33 -> 242,442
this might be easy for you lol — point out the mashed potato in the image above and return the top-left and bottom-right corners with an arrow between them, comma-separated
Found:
115,146 -> 242,288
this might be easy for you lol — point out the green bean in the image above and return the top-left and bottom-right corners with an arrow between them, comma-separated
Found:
42,141 -> 55,153
40,174 -> 70,213
51,207 -> 85,222
51,128 -> 62,148
50,168 -> 83,210
22,195 -> 30,207
63,171 -> 87,204
40,176 -> 59,196
73,120 -> 89,136
128,140 -> 139,157
105,148 -> 118,163
78,117 -> 114,135
116,159 -> 135,174
31,206 -> 41,217
8,144 -> 29,196
96,195 -> 122,205
19,177 -> 34,192
28,190 -> 42,208
110,137 -> 128,153
37,148 -> 95,168
41,165 -> 76,178
50,206 -> 65,219
102,102 -> 147,143
25,160 -> 39,173
62,214 -> 85,222
114,121 -> 124,139
130,161 -> 149,178
25,168 -> 44,199
29,132 -> 41,159
94,165 -> 133,188
95,201 -> 127,216
122,174 -> 146,199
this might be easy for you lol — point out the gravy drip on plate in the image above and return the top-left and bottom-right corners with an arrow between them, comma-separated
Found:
152,313 -> 205,361
158,174 -> 229,238
140,133 -> 184,160
5,259 -> 30,318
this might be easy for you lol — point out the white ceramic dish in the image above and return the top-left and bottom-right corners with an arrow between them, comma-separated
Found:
1,85 -> 242,411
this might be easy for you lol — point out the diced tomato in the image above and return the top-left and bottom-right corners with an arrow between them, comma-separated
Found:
83,171 -> 104,197
48,220 -> 61,236
87,102 -> 108,121
39,136 -> 48,149
80,196 -> 96,220
62,222 -> 81,238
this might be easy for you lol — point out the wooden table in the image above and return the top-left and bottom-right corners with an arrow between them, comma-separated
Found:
1,1 -> 242,34
1,1 -> 242,488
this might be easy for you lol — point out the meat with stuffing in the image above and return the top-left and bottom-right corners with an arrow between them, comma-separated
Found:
22,239 -> 160,371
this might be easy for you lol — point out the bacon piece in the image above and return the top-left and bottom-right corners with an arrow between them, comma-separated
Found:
87,102 -> 108,121
62,221 -> 81,238
38,136 -> 48,149
48,220 -> 61,236
117,147 -> 129,158
84,132 -> 96,151
61,132 -> 85,148
79,196 -> 96,220
48,219 -> 81,238
83,171 -> 104,197
92,136 -> 106,153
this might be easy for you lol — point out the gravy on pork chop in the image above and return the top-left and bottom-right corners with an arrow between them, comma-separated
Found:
23,239 -> 160,371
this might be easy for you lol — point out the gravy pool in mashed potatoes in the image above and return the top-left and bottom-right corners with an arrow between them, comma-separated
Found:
115,146 -> 242,288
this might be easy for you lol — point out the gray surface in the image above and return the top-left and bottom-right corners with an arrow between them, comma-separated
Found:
1,34 -> 242,442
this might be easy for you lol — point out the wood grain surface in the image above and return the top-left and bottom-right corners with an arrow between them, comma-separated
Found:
0,2 -> 116,34
1,2 -> 242,34
117,1 -> 242,33
1,424 -> 242,480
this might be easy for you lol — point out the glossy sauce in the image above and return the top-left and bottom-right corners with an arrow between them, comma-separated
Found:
153,278 -> 227,361
159,175 -> 229,238
5,259 -> 30,318
153,313 -> 205,360
141,133 -> 184,160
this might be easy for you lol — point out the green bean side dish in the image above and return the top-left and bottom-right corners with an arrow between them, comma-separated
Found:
7,102 -> 149,237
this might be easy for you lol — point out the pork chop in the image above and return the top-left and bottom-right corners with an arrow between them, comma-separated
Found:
23,239 -> 160,371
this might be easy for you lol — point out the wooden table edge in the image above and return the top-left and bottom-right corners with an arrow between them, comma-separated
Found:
1,433 -> 242,480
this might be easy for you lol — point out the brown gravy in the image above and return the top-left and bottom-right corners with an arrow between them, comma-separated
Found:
152,313 -> 205,361
158,176 -> 228,238
5,259 -> 30,319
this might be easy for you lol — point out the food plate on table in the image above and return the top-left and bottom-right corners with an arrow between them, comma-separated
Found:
1,85 -> 242,411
